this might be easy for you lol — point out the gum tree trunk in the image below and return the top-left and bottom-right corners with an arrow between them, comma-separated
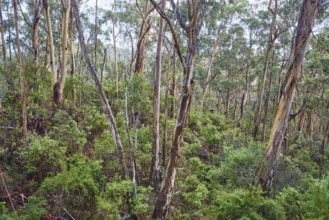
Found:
253,0 -> 279,140
134,1 -> 154,75
72,0 -> 129,179
257,0 -> 320,192
56,0 -> 71,106
150,0 -> 200,217
32,0 -> 41,75
12,0 -> 27,139
43,0 -> 56,89
150,0 -> 167,189
0,1 -> 6,62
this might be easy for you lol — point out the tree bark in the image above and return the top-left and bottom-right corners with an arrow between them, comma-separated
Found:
151,0 -> 200,217
200,48 -> 216,111
32,0 -> 41,75
257,0 -> 320,193
150,0 -> 167,189
12,0 -> 27,139
170,50 -> 176,119
0,1 -> 6,62
162,47 -> 172,168
134,1 -> 153,75
56,0 -> 71,106
94,0 -> 98,65
112,1 -> 119,99
43,0 -> 56,89
320,123 -> 329,177
253,0 -> 279,140
69,6 -> 76,106
72,0 -> 129,179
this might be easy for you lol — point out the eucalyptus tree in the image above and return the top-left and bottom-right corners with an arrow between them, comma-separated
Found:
32,0 -> 41,75
150,0 -> 167,189
72,0 -> 129,179
257,0 -> 321,193
253,0 -> 280,140
43,0 -> 56,90
12,0 -> 27,139
149,0 -> 201,217
0,0 -> 6,62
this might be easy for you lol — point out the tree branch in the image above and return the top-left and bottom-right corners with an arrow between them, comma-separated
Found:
169,0 -> 187,31
149,0 -> 186,73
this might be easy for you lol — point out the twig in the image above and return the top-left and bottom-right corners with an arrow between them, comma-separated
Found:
48,193 -> 76,220
0,126 -> 15,129
0,166 -> 18,219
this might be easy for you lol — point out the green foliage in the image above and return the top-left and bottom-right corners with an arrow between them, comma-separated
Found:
128,75 -> 152,115
49,110 -> 87,154
21,135 -> 66,176
212,188 -> 285,220
38,155 -> 103,219
0,202 -> 15,220
216,145 -> 263,187
301,175 -> 329,219
183,175 -> 209,209
84,106 -> 110,137
97,179 -> 133,219
17,196 -> 47,220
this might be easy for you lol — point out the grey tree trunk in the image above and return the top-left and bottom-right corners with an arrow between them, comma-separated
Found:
12,0 -> 27,139
151,0 -> 200,217
0,1 -> 6,62
253,0 -> 279,140
150,0 -> 167,189
72,0 -> 129,179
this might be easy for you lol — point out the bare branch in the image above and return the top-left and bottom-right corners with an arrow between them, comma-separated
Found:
169,0 -> 188,31
149,0 -> 186,72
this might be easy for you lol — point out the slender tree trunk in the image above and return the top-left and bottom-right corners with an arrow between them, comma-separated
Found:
133,111 -> 140,184
12,0 -> 27,139
0,1 -> 6,62
257,0 -> 319,192
306,110 -> 314,138
100,48 -> 107,84
150,0 -> 167,189
237,91 -> 246,129
112,1 -> 119,99
262,69 -> 274,142
162,48 -> 172,168
200,49 -> 216,111
94,0 -> 98,65
70,7 -> 76,106
32,0 -> 41,75
224,87 -> 230,118
170,50 -> 176,119
134,1 -> 153,75
253,0 -> 278,140
43,0 -> 56,89
320,123 -> 329,177
124,67 -> 134,188
151,0 -> 200,217
72,0 -> 129,179
233,95 -> 238,120
56,0 -> 71,106
7,3 -> 12,61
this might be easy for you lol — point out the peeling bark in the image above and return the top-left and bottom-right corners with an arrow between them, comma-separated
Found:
32,0 -> 41,75
150,0 -> 167,189
43,0 -> 56,89
257,0 -> 319,193
151,0 -> 200,217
